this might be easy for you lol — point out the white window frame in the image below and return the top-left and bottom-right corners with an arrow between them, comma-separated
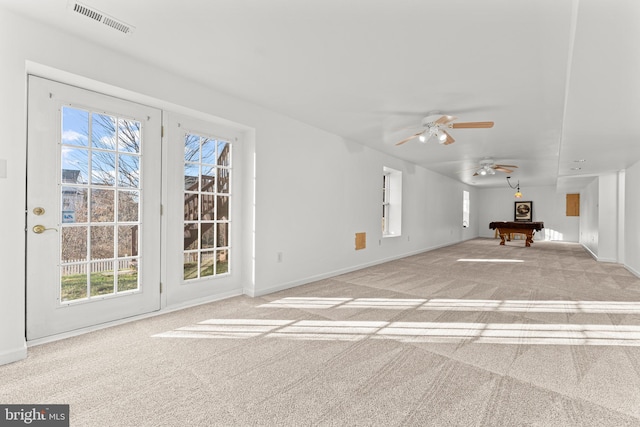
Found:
382,166 -> 402,237
463,190 -> 470,228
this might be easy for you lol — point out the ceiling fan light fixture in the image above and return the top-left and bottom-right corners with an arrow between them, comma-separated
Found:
436,130 -> 447,143
418,134 -> 427,143
477,164 -> 495,176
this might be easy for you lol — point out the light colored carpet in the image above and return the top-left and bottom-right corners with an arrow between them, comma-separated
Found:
2,238 -> 640,426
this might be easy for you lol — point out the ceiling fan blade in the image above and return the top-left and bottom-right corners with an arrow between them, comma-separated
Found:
442,130 -> 455,145
395,131 -> 423,146
495,164 -> 518,168
472,172 -> 479,176
494,166 -> 513,174
435,115 -> 457,125
451,121 -> 494,129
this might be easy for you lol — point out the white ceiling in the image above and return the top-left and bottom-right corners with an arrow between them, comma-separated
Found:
2,0 -> 640,191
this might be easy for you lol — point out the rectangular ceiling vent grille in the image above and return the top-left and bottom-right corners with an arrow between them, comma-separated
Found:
68,1 -> 135,35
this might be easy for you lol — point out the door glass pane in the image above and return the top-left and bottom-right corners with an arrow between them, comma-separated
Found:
62,107 -> 89,147
118,258 -> 138,292
91,226 -> 114,259
91,189 -> 115,222
183,253 -> 198,280
201,166 -> 215,192
118,119 -> 141,153
201,224 -> 214,249
118,154 -> 140,188
62,148 -> 89,184
118,190 -> 139,222
92,114 -> 117,150
118,225 -> 138,257
61,226 -> 87,262
201,138 -> 215,165
184,164 -> 199,190
61,187 -> 88,223
216,249 -> 229,274
184,194 -> 198,221
217,141 -> 230,166
184,134 -> 200,162
184,223 -> 199,251
200,251 -> 214,277
217,223 -> 229,247
61,263 -> 88,302
91,151 -> 116,186
217,196 -> 229,220
217,168 -> 229,193
90,261 -> 115,296
201,194 -> 215,220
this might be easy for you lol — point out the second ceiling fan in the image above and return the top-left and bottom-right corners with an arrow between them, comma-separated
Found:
473,159 -> 518,176
395,114 -> 494,146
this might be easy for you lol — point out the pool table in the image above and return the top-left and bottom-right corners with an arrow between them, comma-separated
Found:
489,221 -> 544,247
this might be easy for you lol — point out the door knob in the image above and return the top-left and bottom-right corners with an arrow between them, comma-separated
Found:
33,207 -> 45,216
33,225 -> 58,234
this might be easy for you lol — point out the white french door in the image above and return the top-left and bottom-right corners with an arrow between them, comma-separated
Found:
26,76 -> 162,340
163,113 -> 241,306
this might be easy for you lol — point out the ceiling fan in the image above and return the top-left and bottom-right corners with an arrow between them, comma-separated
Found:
473,159 -> 518,176
395,114 -> 494,146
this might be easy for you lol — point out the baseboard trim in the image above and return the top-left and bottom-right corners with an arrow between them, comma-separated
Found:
581,244 -> 598,261
625,264 -> 640,279
580,243 -> 620,264
0,344 -> 27,366
249,240 -> 465,298
28,289 -> 243,348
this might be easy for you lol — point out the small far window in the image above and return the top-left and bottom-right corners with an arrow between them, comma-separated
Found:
382,166 -> 402,237
463,190 -> 470,228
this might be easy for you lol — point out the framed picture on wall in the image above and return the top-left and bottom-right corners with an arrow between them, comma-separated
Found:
514,201 -> 533,222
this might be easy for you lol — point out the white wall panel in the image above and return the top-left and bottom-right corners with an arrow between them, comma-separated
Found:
625,161 -> 640,276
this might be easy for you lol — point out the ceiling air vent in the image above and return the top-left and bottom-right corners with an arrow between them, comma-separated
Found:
68,1 -> 135,35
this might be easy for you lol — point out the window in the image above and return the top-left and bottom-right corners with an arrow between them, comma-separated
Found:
382,166 -> 402,237
382,173 -> 390,234
463,190 -> 470,228
183,133 -> 232,280
59,106 -> 143,301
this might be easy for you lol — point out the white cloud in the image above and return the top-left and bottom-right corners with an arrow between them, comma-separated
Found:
62,130 -> 88,144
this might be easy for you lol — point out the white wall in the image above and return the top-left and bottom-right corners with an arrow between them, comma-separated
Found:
597,173 -> 619,262
625,161 -> 640,276
0,10 -> 28,365
0,8 -> 478,365
476,185 -> 580,242
250,125 -> 479,295
579,174 -> 621,263
580,178 -> 599,256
